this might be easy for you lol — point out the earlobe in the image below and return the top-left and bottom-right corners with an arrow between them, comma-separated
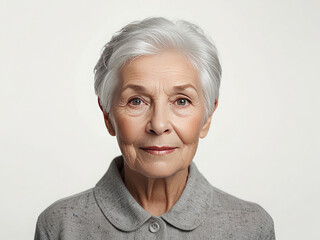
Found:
98,98 -> 116,136
200,99 -> 218,139
104,112 -> 116,136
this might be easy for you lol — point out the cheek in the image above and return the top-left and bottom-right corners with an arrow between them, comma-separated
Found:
114,114 -> 145,144
113,115 -> 143,166
173,116 -> 204,144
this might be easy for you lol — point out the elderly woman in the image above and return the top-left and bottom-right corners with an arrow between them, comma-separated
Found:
35,17 -> 275,239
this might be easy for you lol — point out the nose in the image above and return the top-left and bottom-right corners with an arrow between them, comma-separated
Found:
146,101 -> 172,135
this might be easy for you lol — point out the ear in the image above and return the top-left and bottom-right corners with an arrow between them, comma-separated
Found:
200,99 -> 218,139
98,98 -> 116,136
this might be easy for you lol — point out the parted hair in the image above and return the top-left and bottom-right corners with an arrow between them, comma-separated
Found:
94,17 -> 222,121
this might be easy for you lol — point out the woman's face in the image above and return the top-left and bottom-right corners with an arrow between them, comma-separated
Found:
104,51 -> 216,178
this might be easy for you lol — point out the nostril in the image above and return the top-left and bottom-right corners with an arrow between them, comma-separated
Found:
147,128 -> 170,135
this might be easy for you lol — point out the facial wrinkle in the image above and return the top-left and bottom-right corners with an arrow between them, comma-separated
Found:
110,51 -> 213,216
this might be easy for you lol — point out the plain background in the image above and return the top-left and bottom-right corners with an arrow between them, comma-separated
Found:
1,0 -> 319,239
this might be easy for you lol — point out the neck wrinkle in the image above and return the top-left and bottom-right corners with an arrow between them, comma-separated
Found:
122,162 -> 189,216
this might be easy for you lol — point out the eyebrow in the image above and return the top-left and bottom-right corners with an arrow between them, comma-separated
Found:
122,83 -> 198,93
173,84 -> 197,92
122,84 -> 147,92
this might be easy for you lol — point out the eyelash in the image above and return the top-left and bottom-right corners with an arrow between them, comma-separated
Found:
128,97 -> 148,107
127,97 -> 191,107
175,98 -> 191,106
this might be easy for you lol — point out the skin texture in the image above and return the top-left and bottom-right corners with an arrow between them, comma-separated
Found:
99,51 -> 218,216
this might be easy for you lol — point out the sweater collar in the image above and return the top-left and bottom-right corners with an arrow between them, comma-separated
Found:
93,155 -> 213,232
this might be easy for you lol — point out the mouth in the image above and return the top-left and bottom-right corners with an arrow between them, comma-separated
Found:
140,146 -> 177,156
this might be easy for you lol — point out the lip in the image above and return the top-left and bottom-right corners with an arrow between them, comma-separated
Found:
140,146 -> 177,156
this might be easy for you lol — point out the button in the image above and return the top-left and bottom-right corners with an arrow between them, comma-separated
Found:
149,221 -> 161,233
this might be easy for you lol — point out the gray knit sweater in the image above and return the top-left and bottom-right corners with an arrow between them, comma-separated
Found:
35,155 -> 275,239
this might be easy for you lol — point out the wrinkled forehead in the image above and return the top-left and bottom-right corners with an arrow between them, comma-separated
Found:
118,51 -> 201,93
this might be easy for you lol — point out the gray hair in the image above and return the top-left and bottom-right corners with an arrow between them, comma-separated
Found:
94,17 -> 222,121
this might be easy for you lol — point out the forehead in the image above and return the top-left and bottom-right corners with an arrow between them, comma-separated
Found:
119,51 -> 200,88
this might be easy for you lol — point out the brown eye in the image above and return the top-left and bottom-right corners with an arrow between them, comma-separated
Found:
176,98 -> 190,106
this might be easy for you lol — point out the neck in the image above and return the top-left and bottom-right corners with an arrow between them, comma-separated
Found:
121,162 -> 189,216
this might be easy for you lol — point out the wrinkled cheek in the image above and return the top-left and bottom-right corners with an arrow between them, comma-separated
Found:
114,116 -> 145,163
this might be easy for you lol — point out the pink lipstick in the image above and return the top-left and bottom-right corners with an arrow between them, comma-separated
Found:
140,146 -> 177,156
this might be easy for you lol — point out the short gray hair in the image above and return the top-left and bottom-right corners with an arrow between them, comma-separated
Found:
94,17 -> 222,121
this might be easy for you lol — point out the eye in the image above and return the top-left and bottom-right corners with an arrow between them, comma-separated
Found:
176,98 -> 191,106
128,97 -> 144,106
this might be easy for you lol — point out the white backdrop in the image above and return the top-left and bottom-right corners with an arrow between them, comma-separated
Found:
1,0 -> 319,239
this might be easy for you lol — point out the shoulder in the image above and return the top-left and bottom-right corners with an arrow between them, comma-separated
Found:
208,185 -> 275,239
35,188 -> 95,240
